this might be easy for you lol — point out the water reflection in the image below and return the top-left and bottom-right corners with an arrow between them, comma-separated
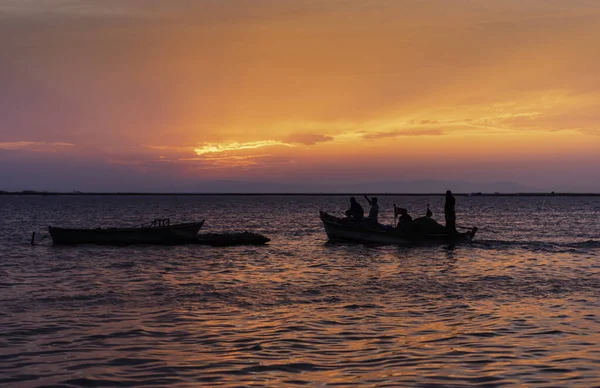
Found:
0,195 -> 600,386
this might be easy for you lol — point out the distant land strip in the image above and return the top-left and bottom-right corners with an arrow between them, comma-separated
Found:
1,191 -> 599,197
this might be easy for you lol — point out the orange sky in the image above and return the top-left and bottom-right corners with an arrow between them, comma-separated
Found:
0,0 -> 599,191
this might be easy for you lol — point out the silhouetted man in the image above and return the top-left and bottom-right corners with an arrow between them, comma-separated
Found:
345,197 -> 364,220
396,208 -> 413,231
444,190 -> 456,233
364,194 -> 379,226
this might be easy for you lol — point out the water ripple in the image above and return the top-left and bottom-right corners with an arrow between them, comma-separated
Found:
1,195 -> 600,386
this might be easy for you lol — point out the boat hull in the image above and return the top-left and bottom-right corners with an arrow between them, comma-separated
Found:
49,220 -> 205,245
320,212 -> 476,245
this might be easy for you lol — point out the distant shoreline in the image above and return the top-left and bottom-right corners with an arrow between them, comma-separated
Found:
2,191 -> 599,197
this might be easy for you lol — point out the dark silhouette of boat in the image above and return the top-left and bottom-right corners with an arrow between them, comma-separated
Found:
319,211 -> 477,245
49,218 -> 205,245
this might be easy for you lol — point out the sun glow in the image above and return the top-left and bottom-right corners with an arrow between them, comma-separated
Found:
194,141 -> 292,156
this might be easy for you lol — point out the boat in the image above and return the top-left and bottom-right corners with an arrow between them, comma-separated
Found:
49,218 -> 205,245
319,211 -> 477,245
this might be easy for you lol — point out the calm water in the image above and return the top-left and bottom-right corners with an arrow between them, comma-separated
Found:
1,195 -> 600,387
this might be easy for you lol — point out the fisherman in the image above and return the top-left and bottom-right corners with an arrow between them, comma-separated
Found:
345,197 -> 364,220
426,204 -> 432,218
444,190 -> 456,233
396,207 -> 413,231
363,194 -> 379,226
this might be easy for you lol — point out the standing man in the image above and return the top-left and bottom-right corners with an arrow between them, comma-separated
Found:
444,190 -> 456,233
364,194 -> 379,226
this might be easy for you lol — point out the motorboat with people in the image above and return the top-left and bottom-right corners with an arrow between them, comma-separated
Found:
319,211 -> 477,245
48,218 -> 205,245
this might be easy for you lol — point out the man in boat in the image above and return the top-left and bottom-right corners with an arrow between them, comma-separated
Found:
444,190 -> 456,233
363,194 -> 379,226
345,197 -> 364,220
396,207 -> 413,231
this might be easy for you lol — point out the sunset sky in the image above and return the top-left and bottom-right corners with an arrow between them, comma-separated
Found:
1,0 -> 599,192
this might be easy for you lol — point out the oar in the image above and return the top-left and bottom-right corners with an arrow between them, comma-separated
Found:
30,231 -> 49,245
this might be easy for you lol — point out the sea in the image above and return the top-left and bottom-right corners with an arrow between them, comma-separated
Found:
1,194 -> 600,387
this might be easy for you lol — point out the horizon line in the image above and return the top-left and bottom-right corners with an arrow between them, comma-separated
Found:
2,191 -> 599,197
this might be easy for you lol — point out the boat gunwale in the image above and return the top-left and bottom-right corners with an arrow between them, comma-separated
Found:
48,220 -> 205,233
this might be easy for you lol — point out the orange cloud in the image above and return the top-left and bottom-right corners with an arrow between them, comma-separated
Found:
363,129 -> 446,140
284,133 -> 334,145
193,141 -> 292,156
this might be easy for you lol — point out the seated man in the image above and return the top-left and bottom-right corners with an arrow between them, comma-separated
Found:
396,208 -> 413,231
345,197 -> 364,220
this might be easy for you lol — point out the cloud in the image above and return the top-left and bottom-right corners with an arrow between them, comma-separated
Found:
495,105 -> 600,135
0,141 -> 75,151
285,133 -> 334,145
363,128 -> 446,140
194,140 -> 292,156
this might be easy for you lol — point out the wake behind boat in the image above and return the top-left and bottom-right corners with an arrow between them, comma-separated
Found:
49,218 -> 205,245
320,211 -> 477,245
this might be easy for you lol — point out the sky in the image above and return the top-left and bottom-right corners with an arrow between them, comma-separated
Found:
1,0 -> 599,192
